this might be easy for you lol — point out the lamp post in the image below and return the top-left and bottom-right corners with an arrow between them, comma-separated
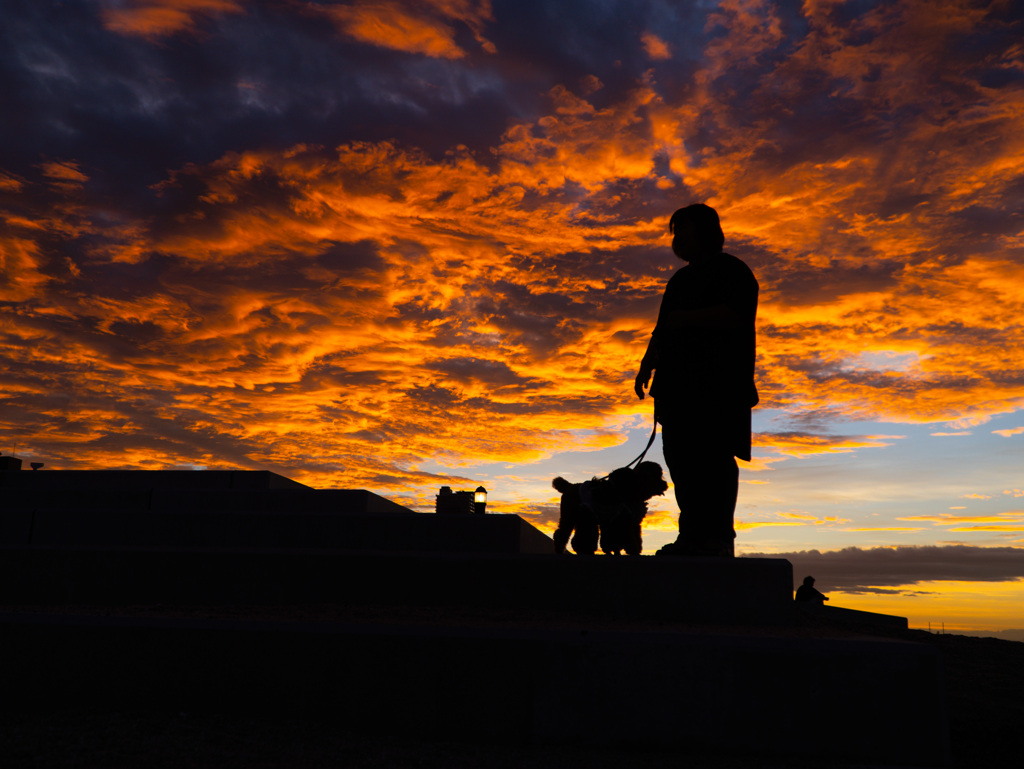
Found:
474,486 -> 487,515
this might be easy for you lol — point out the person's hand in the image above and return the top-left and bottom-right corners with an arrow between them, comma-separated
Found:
634,369 -> 651,399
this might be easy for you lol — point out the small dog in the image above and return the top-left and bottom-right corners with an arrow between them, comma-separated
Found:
552,461 -> 668,555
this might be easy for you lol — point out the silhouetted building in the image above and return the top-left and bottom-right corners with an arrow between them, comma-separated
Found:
0,455 -> 23,471
436,485 -> 487,514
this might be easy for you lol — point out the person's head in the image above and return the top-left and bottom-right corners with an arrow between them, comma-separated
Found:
669,203 -> 724,262
803,576 -> 815,586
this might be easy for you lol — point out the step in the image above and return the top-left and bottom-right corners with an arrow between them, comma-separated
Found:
0,610 -> 949,767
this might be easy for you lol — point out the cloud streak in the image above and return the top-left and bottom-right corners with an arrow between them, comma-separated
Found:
744,545 -> 1024,591
100,0 -> 244,39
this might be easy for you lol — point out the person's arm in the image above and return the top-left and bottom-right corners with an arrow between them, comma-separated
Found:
634,335 -> 659,399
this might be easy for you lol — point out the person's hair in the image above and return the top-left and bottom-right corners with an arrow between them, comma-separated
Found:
803,576 -> 815,585
669,203 -> 725,252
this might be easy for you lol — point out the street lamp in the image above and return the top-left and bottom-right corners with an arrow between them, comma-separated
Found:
474,486 -> 487,515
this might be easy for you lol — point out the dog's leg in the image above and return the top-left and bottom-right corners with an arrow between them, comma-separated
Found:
626,520 -> 642,556
572,505 -> 599,555
552,480 -> 579,555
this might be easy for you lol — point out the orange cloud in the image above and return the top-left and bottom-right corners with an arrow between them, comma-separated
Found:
100,0 -> 243,38
322,0 -> 495,58
702,0 -> 784,85
754,431 -> 902,457
736,510 -> 851,530
39,161 -> 88,184
641,31 -> 671,60
1,171 -> 95,302
899,513 -> 1024,525
0,235 -> 50,303
0,172 -> 23,192
497,79 -> 664,193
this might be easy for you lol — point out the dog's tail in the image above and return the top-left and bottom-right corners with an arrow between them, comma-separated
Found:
552,476 -> 574,494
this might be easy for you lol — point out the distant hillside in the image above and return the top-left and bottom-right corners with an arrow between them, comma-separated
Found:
959,627 -> 1024,642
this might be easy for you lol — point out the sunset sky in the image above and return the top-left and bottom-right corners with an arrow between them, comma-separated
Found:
2,0 -> 1023,635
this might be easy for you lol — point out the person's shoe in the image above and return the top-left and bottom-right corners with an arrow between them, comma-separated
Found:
657,538 -> 735,557
698,538 -> 735,558
655,539 -> 699,557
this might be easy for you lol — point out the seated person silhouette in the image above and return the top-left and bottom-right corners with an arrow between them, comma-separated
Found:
795,575 -> 829,603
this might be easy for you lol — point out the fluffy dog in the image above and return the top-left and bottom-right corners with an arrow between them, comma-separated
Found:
551,461 -> 668,555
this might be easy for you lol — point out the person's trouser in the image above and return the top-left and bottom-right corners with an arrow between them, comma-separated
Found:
660,418 -> 740,551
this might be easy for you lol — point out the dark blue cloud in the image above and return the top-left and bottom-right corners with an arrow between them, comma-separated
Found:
746,545 -> 1024,590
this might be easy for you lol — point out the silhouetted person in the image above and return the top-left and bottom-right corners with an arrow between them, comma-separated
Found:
795,575 -> 829,603
635,204 -> 758,557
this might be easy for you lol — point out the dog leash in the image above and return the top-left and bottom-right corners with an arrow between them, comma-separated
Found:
591,405 -> 658,482
623,403 -> 658,469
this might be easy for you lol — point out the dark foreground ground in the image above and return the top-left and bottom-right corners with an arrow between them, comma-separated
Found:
3,605 -> 1022,769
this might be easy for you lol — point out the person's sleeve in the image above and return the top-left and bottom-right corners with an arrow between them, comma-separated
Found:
723,260 -> 759,322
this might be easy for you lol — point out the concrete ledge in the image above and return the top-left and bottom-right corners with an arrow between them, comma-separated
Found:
0,548 -> 793,624
795,601 -> 909,630
0,612 -> 949,767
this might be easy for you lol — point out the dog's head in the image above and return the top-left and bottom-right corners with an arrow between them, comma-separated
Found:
634,461 -> 669,500
604,462 -> 668,503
